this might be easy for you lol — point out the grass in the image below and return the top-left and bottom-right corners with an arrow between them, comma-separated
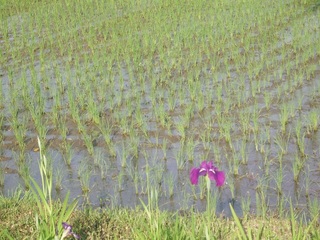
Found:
0,189 -> 319,239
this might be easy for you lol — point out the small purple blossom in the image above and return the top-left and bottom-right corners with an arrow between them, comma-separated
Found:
61,222 -> 80,239
190,161 -> 225,186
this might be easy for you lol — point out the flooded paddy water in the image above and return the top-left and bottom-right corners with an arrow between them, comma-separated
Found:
0,1 -> 320,218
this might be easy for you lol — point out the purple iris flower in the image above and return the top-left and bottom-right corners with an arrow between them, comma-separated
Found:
61,222 -> 80,239
190,161 -> 225,186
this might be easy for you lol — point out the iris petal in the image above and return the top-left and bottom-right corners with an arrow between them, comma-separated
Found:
200,161 -> 209,170
190,168 -> 200,185
213,170 -> 225,187
198,168 -> 207,176
207,169 -> 216,181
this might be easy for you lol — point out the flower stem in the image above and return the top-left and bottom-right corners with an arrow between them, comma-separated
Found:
206,176 -> 211,215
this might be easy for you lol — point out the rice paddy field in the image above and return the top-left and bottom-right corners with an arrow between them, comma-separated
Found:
0,0 -> 320,236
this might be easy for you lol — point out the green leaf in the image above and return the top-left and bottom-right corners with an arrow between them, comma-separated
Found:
229,203 -> 248,240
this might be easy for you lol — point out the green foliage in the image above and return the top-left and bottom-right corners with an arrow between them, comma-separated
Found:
27,138 -> 78,239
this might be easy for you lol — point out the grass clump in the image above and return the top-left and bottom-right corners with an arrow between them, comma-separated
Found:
1,194 -> 319,239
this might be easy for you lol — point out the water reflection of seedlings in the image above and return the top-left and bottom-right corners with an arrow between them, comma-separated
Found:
305,167 -> 310,198
117,169 -> 125,192
99,160 -> 109,180
165,173 -> 175,198
127,165 -> 139,195
93,149 -> 104,168
16,156 -> 30,190
0,164 -> 4,186
153,164 -> 164,187
241,192 -> 251,219
263,147 -> 272,176
138,173 -> 147,195
231,151 -> 240,176
185,137 -> 196,162
256,187 -> 268,219
200,130 -> 211,151
252,105 -> 260,135
174,143 -> 185,170
161,138 -> 168,160
54,167 -> 63,191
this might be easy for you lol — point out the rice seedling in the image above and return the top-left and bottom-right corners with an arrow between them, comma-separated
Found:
252,105 -> 261,135
185,137 -> 196,163
275,166 -> 284,196
174,143 -> 186,170
308,197 -> 319,221
61,141 -> 74,167
128,131 -> 140,159
305,167 -> 311,198
238,109 -> 252,137
175,118 -> 187,142
78,163 -> 92,194
306,109 -> 319,134
58,116 -> 69,142
280,103 -> 290,133
274,132 -> 290,156
292,154 -> 305,182
10,115 -> 27,150
219,117 -> 233,149
82,132 -> 94,156
127,164 -> 139,195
